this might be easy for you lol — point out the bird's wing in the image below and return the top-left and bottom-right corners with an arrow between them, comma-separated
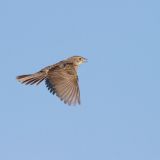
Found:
45,63 -> 80,105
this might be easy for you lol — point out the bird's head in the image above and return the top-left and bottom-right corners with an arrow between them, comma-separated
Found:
67,56 -> 87,66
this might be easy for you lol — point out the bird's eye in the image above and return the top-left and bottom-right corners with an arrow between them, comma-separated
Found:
79,57 -> 82,61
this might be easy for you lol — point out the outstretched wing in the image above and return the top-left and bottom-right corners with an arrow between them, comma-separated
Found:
45,63 -> 80,105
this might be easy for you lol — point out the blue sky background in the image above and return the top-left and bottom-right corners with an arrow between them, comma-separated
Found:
0,0 -> 160,160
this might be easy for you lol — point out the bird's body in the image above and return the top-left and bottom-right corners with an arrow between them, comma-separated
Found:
16,56 -> 87,105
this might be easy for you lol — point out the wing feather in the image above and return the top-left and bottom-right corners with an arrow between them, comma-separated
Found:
45,64 -> 80,105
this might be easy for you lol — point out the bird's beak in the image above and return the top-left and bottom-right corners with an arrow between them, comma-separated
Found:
83,58 -> 88,63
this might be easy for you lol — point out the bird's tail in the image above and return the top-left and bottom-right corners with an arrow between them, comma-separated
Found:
16,71 -> 46,85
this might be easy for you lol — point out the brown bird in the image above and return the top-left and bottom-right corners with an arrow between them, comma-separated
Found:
16,56 -> 87,105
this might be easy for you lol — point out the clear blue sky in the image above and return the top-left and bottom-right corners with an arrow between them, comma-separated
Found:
0,0 -> 160,160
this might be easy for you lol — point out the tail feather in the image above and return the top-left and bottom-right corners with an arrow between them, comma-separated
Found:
16,72 -> 46,85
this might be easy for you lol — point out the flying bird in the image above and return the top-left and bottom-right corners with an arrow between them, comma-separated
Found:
16,56 -> 87,105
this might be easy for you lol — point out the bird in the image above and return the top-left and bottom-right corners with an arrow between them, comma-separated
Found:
16,56 -> 87,106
